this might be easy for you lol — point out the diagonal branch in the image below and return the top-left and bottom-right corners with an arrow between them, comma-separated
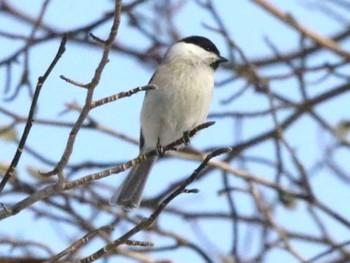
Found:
0,34 -> 67,193
78,147 -> 231,263
42,0 -> 122,177
251,0 -> 350,60
0,121 -> 216,220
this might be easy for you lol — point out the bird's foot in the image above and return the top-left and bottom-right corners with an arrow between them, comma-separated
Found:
156,140 -> 165,157
183,130 -> 191,146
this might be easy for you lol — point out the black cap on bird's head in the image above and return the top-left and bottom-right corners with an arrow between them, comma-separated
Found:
179,35 -> 228,69
180,36 -> 220,57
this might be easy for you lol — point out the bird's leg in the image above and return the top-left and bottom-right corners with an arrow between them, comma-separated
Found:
155,138 -> 165,157
183,130 -> 191,146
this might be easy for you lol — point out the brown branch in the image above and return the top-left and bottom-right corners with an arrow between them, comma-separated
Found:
226,82 -> 350,159
0,121 -> 215,220
251,0 -> 350,60
42,0 -> 122,177
45,225 -> 114,263
60,75 -> 87,88
91,84 -> 157,108
306,239 -> 350,263
78,147 -> 231,263
63,121 -> 216,190
0,34 -> 67,193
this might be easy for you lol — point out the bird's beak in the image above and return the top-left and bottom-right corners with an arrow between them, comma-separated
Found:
217,56 -> 228,64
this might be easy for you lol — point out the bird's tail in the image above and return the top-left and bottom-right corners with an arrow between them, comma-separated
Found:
110,156 -> 157,210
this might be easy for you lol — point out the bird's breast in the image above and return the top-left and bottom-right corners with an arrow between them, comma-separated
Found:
141,64 -> 214,149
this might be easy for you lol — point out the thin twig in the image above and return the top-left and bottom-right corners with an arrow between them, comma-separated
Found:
78,147 -> 231,263
45,225 -> 114,263
91,84 -> 157,108
0,34 -> 67,193
0,121 -> 216,220
42,0 -> 122,177
252,0 -> 350,60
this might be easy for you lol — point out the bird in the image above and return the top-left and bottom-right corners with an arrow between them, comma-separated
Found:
110,36 -> 228,210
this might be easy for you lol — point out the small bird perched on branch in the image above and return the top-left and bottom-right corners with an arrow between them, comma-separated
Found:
110,36 -> 228,210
